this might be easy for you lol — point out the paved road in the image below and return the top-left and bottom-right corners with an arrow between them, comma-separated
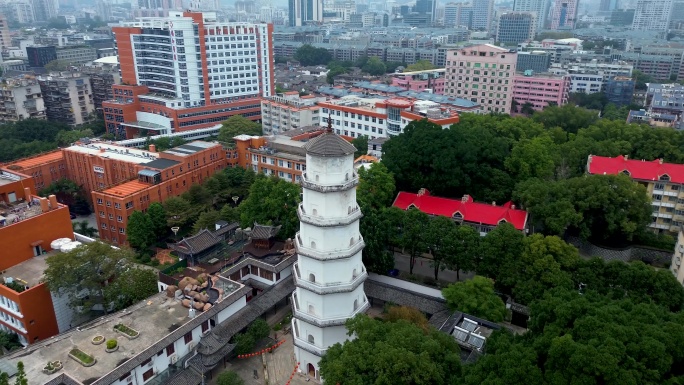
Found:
392,252 -> 474,284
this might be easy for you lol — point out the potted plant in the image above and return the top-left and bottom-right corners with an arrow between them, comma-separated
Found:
42,362 -> 55,375
69,348 -> 97,367
52,361 -> 63,371
92,335 -> 105,345
106,339 -> 118,353
114,323 -> 140,340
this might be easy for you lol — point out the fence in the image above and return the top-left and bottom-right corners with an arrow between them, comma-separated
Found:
566,236 -> 672,265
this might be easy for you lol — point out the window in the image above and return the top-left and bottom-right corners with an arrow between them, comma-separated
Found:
166,344 -> 175,356
142,369 -> 154,382
114,203 -> 121,209
655,183 -> 665,190
201,321 -> 209,333
106,201 -> 111,207
117,216 -> 123,222
97,198 -> 103,205
184,331 -> 193,344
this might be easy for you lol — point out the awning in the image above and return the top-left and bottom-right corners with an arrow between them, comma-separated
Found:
30,240 -> 43,247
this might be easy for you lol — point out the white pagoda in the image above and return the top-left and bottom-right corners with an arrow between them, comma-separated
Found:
291,124 -> 369,381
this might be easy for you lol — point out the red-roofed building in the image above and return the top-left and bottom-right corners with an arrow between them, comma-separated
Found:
392,189 -> 529,235
587,154 -> 684,235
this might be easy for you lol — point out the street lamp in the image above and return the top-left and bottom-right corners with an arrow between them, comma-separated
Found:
232,196 -> 239,206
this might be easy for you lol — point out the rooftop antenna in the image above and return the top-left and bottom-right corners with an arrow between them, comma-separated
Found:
327,112 -> 333,133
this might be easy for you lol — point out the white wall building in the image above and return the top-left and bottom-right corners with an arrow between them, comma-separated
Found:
292,129 -> 369,380
632,0 -> 674,31
672,231 -> 684,285
261,92 -> 324,134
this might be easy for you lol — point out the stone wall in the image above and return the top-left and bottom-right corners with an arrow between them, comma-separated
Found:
566,236 -> 672,265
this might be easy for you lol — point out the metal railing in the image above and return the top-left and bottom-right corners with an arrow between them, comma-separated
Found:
297,203 -> 362,227
292,261 -> 366,294
295,233 -> 365,261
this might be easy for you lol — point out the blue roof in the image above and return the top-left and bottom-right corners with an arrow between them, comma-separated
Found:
396,90 -> 480,108
353,81 -> 406,93
317,86 -> 364,98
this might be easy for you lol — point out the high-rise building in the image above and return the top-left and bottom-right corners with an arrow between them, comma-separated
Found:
291,128 -> 369,381
497,12 -> 536,44
9,0 -> 35,24
414,0 -> 436,21
444,2 -> 460,26
288,0 -> 323,26
0,77 -> 46,122
103,11 -> 274,139
472,0 -> 494,30
26,46 -> 57,68
610,8 -> 635,25
444,44 -> 517,113
447,0 -> 494,29
31,0 -> 58,21
550,0 -> 579,29
39,73 -> 96,126
0,15 -> 11,49
516,51 -> 552,73
599,0 -> 618,12
513,0 -> 549,30
632,0 -> 673,30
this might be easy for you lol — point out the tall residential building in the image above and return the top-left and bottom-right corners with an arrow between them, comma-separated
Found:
550,0 -> 579,29
632,0 -> 673,30
9,0 -> 34,24
513,0 -> 549,29
291,128 -> 369,380
288,0 -> 323,26
103,11 -> 274,139
0,14 -> 11,49
600,0 -> 618,11
472,0 -> 495,30
414,0 -> 436,21
512,72 -> 569,112
0,77 -> 46,122
496,12 -> 536,44
444,44 -> 517,113
444,2 -> 459,26
38,73 -> 95,126
31,0 -> 58,21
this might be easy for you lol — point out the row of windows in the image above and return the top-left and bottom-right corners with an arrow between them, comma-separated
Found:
179,110 -> 259,127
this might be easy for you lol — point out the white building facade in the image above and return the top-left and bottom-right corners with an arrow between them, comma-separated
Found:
632,0 -> 674,31
292,129 -> 369,381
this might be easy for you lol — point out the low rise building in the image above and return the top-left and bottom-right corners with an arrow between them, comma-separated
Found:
627,110 -> 680,128
318,96 -> 460,138
512,71 -> 570,112
261,92 -> 324,135
671,231 -> 684,285
393,189 -> 529,235
516,51 -> 552,73
0,77 -> 46,122
605,76 -> 635,107
496,12 -> 536,45
55,46 -> 98,65
390,68 -> 446,94
587,155 -> 684,236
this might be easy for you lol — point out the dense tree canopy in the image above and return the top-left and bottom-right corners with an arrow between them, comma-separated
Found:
405,60 -> 435,72
319,314 -> 462,385
294,44 -> 332,66
217,115 -> 262,142
442,276 -> 507,322
239,174 -> 301,239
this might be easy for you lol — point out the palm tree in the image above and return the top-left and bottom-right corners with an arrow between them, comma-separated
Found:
73,221 -> 98,237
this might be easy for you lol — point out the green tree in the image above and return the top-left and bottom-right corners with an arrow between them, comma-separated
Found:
73,220 -> 98,237
0,331 -> 21,351
425,215 -> 455,281
217,115 -> 262,142
239,174 -> 301,239
385,305 -> 430,332
192,210 -> 221,233
55,128 -> 94,146
14,362 -> 26,385
163,196 -> 195,227
442,276 -> 507,322
127,211 -> 155,250
532,104 -> 599,134
445,224 -> 480,281
520,102 -> 535,115
40,178 -> 91,215
44,59 -> 71,71
219,204 -> 241,223
319,314 -> 462,385
183,184 -> 213,213
504,134 -> 558,182
359,208 -> 396,274
147,202 -> 168,239
247,318 -> 270,340
43,242 -> 134,314
356,162 -> 396,212
0,372 -> 8,385
293,44 -> 332,66
477,223 -> 525,293
105,267 -> 158,310
216,371 -> 244,385
233,333 -> 255,355
632,69 -> 654,90
351,135 -> 368,158
405,59 -> 435,72
400,208 -> 430,275
362,56 -> 387,76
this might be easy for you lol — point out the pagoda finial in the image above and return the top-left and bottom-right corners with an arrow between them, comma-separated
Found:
327,112 -> 333,133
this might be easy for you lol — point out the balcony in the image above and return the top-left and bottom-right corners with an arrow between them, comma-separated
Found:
295,232 -> 365,261
292,261 -> 366,294
301,173 -> 359,193
291,292 -> 370,328
291,319 -> 327,356
297,203 -> 362,227
649,223 -> 670,230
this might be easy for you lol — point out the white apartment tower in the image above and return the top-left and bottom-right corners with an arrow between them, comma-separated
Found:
632,0 -> 673,31
291,125 -> 369,381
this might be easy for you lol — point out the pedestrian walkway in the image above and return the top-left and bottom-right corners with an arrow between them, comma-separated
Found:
393,253 -> 475,284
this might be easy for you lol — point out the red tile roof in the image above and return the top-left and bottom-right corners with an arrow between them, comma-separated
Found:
587,155 -> 684,183
392,189 -> 528,230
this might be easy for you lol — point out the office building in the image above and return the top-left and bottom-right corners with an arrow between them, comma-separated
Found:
26,46 -> 57,68
103,11 -> 274,139
39,73 -> 95,126
55,46 -> 98,65
516,51 -> 551,73
91,141 -> 226,245
512,71 -> 570,112
0,169 -> 75,346
513,0 -> 549,29
288,0 -> 323,26
261,92 -> 324,135
393,189 -> 529,235
319,97 -> 460,138
600,0 -> 618,11
9,1 -> 34,24
414,0 -> 437,21
444,44 -> 517,113
0,77 -> 46,123
448,0 -> 494,30
31,0 -> 58,21
632,0 -> 673,31
550,0 -> 579,29
444,2 -> 460,26
587,155 -> 684,236
497,12 -> 536,44
390,68 -> 446,94
611,8 -> 635,25
605,76 -> 635,106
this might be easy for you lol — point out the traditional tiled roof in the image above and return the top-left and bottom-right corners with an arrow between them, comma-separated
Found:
392,189 -> 528,230
170,229 -> 220,255
250,222 -> 282,240
303,131 -> 357,157
587,154 -> 684,183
